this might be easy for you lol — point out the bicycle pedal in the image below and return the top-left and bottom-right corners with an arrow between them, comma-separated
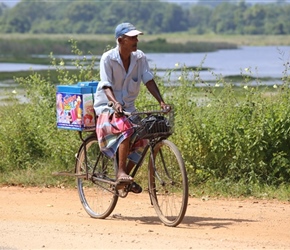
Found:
115,182 -> 129,190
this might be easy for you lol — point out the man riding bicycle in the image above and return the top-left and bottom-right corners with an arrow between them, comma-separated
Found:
94,22 -> 170,193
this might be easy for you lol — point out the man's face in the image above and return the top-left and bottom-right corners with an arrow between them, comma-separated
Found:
120,35 -> 139,52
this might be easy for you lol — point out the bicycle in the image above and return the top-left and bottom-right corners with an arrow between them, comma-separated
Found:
74,104 -> 188,227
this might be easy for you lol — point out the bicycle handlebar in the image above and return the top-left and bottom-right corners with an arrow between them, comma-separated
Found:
107,101 -> 130,116
107,101 -> 170,116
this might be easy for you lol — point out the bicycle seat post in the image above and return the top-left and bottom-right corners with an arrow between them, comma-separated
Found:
78,131 -> 89,179
78,131 -> 85,142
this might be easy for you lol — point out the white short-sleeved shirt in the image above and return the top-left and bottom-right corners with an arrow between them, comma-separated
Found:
94,46 -> 154,115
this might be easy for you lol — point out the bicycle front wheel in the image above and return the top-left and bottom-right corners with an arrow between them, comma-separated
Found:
75,134 -> 118,219
148,139 -> 188,227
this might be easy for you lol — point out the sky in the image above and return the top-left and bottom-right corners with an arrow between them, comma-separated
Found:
1,0 -> 290,7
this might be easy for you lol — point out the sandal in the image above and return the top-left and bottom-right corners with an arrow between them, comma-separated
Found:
129,182 -> 142,194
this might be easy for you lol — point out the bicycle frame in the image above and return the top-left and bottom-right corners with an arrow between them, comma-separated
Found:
77,131 -> 90,180
130,139 -> 166,182
77,129 -> 165,197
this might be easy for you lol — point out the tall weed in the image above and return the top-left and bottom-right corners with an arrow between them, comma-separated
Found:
0,40 -> 99,185
166,63 -> 290,193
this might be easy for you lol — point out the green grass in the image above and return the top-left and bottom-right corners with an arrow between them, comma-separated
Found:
0,166 -> 76,188
156,33 -> 290,46
0,57 -> 52,64
1,33 -> 290,46
188,181 -> 290,201
0,69 -> 86,82
1,33 -> 290,61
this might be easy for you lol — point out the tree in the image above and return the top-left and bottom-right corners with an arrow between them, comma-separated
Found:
243,4 -> 266,34
234,1 -> 248,34
210,2 -> 237,34
160,3 -> 187,32
67,3 -> 99,23
1,0 -> 49,33
187,5 -> 212,34
0,3 -> 8,15
1,0 -> 290,35
276,0 -> 287,5
264,4 -> 284,34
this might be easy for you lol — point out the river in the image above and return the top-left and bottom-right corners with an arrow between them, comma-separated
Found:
147,46 -> 290,83
1,46 -> 290,84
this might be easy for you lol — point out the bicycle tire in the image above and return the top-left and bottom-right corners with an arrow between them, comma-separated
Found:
75,134 -> 118,219
148,139 -> 188,227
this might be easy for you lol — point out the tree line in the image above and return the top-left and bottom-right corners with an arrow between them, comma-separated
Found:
0,0 -> 290,35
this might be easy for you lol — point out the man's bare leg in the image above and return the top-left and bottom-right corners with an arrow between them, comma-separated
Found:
117,137 -> 133,182
126,160 -> 142,193
127,160 -> 135,175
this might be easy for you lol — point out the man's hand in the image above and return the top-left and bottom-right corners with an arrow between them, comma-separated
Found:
160,102 -> 171,113
107,101 -> 124,117
114,102 -> 124,117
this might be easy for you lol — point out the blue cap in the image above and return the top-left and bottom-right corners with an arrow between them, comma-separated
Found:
115,23 -> 143,38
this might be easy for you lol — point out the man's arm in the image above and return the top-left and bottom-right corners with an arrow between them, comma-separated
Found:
145,80 -> 165,104
145,80 -> 170,111
103,86 -> 123,114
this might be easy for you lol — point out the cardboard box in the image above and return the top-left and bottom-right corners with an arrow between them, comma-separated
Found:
56,81 -> 98,131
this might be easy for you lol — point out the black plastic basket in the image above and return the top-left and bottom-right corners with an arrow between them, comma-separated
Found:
131,105 -> 174,140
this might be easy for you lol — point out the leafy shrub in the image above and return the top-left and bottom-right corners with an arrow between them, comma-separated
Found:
166,64 -> 290,191
0,40 -> 99,185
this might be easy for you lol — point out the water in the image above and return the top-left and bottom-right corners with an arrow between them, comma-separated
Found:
146,46 -> 290,82
1,46 -> 290,84
1,46 -> 290,104
0,63 -> 50,72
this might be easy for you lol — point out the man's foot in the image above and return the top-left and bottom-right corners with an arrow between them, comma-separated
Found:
116,174 -> 133,184
129,182 -> 142,194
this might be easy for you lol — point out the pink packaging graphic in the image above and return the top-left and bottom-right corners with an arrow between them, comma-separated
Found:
56,81 -> 98,131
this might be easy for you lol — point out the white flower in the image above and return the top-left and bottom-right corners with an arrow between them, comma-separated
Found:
215,83 -> 220,87
59,61 -> 64,66
12,90 -> 17,94
178,76 -> 182,81
244,85 -> 248,90
245,68 -> 249,72
175,63 -> 179,67
273,84 -> 277,89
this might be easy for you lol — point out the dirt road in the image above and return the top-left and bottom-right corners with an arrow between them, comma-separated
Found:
0,186 -> 289,250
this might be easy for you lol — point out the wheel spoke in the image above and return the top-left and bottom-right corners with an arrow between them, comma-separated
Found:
76,135 -> 118,219
149,140 -> 188,227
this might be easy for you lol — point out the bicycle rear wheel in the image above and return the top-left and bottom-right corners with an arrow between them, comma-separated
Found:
148,139 -> 188,227
75,134 -> 118,219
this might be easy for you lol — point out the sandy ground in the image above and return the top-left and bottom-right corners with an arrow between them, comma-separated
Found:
0,186 -> 289,250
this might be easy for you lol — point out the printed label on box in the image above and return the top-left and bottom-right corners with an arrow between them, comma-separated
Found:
56,92 -> 95,131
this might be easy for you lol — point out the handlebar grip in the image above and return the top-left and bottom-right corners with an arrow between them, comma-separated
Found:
107,101 -> 114,107
107,101 -> 127,115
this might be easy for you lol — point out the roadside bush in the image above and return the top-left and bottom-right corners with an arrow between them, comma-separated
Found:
167,65 -> 290,192
0,40 -> 99,185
